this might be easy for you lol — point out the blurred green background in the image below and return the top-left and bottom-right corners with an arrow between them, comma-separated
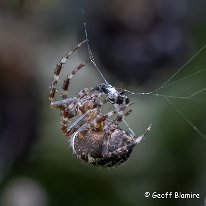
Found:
0,0 -> 206,206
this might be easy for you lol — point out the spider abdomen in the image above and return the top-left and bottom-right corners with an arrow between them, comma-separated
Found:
70,129 -> 136,167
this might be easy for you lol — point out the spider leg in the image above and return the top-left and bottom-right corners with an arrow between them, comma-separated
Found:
62,60 -> 90,99
134,124 -> 152,144
117,109 -> 137,136
62,94 -> 102,136
100,109 -> 133,156
116,109 -> 136,136
102,133 -> 110,155
89,110 -> 116,155
89,108 -> 131,133
77,88 -> 93,98
113,103 -> 135,135
60,89 -> 99,137
62,111 -> 89,136
50,97 -> 77,109
115,109 -> 132,122
60,60 -> 92,131
63,109 -> 98,137
48,40 -> 87,104
122,119 -> 135,136
89,105 -> 134,155
49,97 -> 79,134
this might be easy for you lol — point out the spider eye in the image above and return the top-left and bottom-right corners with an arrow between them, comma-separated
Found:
97,84 -> 111,94
102,87 -> 109,94
117,96 -> 124,104
96,86 -> 100,91
125,97 -> 130,104
108,98 -> 115,103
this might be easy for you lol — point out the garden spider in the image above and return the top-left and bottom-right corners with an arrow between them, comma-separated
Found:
48,39 -> 151,167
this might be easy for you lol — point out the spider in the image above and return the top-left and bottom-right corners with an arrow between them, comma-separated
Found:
48,39 -> 151,167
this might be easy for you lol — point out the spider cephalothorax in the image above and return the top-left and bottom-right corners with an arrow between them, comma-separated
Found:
96,83 -> 130,105
48,40 -> 151,167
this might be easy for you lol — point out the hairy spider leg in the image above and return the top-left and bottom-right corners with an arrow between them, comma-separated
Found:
90,105 -> 132,130
134,124 -> 152,144
61,88 -> 99,137
56,87 -> 108,139
113,102 -> 136,135
64,109 -> 97,137
60,61 -> 89,132
50,97 -> 77,109
68,108 -> 114,136
51,87 -> 95,129
101,109 -> 134,155
62,60 -> 90,99
49,40 -> 91,137
48,39 -> 87,104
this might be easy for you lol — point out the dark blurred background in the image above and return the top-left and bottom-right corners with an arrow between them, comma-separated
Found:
0,0 -> 206,206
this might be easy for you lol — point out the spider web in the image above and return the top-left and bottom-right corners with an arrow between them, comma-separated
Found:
83,17 -> 206,140
135,44 -> 206,140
